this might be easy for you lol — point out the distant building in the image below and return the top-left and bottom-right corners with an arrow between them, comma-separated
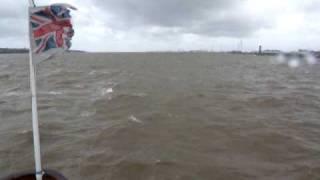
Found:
263,50 -> 281,54
257,49 -> 282,56
298,49 -> 313,53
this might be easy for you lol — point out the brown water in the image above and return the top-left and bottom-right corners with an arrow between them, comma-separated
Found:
0,53 -> 319,180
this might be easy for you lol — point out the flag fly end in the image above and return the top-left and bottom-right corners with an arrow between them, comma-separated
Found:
52,3 -> 77,10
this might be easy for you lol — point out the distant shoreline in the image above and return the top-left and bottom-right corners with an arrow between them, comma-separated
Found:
0,48 -> 29,54
0,48 -> 319,58
0,48 -> 85,54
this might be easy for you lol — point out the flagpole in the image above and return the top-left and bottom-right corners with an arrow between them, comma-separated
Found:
28,0 -> 43,180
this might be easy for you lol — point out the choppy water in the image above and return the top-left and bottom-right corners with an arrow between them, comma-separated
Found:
0,53 -> 320,180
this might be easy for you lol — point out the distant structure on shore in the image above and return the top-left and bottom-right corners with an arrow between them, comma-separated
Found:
259,45 -> 262,55
256,45 -> 320,59
256,45 -> 281,56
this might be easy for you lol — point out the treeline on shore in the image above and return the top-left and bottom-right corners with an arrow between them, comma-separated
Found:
0,48 -> 86,54
0,48 -> 29,54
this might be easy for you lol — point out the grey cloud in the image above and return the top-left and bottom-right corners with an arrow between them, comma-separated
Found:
303,1 -> 320,13
0,1 -> 28,39
98,0 -> 235,26
0,1 -> 27,18
93,0 -> 270,37
189,13 -> 271,37
0,19 -> 27,38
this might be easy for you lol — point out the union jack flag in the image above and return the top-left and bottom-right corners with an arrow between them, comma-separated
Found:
29,4 -> 75,54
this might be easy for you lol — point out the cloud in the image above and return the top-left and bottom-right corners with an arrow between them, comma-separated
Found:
0,0 -> 319,51
301,0 -> 320,13
0,1 -> 27,18
95,0 -> 231,26
0,19 -> 26,38
0,0 -> 28,39
189,13 -> 271,37
92,0 -> 271,37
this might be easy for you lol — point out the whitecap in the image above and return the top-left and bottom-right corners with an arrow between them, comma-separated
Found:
288,59 -> 300,68
89,70 -> 97,75
132,93 -> 147,97
128,115 -> 143,124
275,54 -> 286,64
305,54 -> 317,65
4,91 -> 28,97
18,129 -> 32,135
80,111 -> 96,117
100,88 -> 113,96
48,91 -> 63,95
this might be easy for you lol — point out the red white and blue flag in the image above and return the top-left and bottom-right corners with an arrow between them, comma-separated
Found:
29,4 -> 76,60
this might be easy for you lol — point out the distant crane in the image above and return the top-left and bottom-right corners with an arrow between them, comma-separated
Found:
237,40 -> 243,52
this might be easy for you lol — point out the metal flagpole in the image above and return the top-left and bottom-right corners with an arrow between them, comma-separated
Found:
28,0 -> 43,180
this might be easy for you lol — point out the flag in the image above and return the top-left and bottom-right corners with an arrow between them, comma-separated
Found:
29,4 -> 76,63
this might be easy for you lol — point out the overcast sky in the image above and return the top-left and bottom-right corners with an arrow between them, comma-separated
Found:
1,0 -> 320,52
